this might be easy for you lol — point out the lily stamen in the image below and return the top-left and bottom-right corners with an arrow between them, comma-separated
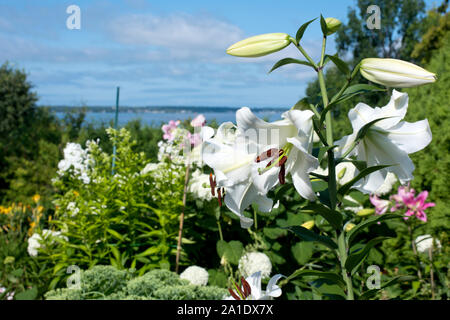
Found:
209,173 -> 216,196
255,148 -> 279,163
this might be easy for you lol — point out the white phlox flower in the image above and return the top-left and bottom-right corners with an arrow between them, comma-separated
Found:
179,265 -> 209,286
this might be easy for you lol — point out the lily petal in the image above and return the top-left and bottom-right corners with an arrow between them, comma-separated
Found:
385,119 -> 432,154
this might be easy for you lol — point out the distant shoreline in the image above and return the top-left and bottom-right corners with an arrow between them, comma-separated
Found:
38,105 -> 285,114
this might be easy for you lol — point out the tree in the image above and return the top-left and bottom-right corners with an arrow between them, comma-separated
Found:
304,0 -> 431,138
335,0 -> 426,62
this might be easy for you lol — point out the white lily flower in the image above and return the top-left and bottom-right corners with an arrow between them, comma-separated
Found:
360,58 -> 436,88
202,122 -> 273,228
336,90 -> 432,193
236,107 -> 319,201
226,271 -> 284,300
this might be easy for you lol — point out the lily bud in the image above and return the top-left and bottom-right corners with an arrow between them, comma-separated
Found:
226,33 -> 292,57
360,58 -> 436,88
357,208 -> 375,217
324,18 -> 341,35
344,223 -> 356,232
301,220 -> 315,230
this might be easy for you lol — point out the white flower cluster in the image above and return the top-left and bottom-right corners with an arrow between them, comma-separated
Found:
179,265 -> 209,286
415,235 -> 442,254
157,127 -> 191,164
27,229 -> 68,257
188,169 -> 214,201
141,162 -> 184,201
57,142 -> 91,184
0,286 -> 14,300
238,252 -> 272,279
66,201 -> 80,217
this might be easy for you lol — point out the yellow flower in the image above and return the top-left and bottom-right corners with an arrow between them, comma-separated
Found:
301,220 -> 315,230
37,206 -> 44,214
345,223 -> 356,232
73,191 -> 80,197
356,208 -> 375,217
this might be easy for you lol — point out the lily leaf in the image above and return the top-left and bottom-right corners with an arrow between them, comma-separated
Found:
302,203 -> 342,229
359,275 -> 416,300
346,213 -> 401,246
356,116 -> 392,141
320,14 -> 328,36
326,54 -> 350,76
296,18 -> 317,43
345,236 -> 390,275
286,226 -> 337,250
269,58 -> 314,73
281,269 -> 346,288
337,165 -> 391,196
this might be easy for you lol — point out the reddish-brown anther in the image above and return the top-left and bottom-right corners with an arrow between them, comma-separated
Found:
228,288 -> 241,300
278,163 -> 286,184
256,148 -> 279,163
277,156 -> 287,167
241,277 -> 252,297
217,188 -> 222,207
209,173 -> 216,196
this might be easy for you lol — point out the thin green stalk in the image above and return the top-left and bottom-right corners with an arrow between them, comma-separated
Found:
408,223 -> 423,281
217,220 -> 224,241
317,35 -> 354,300
295,43 -> 318,70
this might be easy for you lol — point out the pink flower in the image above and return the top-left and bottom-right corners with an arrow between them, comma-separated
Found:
188,132 -> 202,147
390,185 -> 434,222
390,185 -> 415,212
162,120 -> 180,141
403,191 -> 435,222
370,195 -> 390,215
191,114 -> 206,127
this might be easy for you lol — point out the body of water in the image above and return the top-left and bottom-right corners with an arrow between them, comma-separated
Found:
53,106 -> 284,127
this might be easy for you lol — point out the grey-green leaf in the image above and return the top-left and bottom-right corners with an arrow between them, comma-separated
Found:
269,58 -> 313,73
286,226 -> 338,250
326,54 -> 350,75
282,269 -> 346,288
296,18 -> 317,43
345,237 -> 390,275
320,15 -> 328,36
346,213 -> 401,246
302,203 -> 343,229
337,165 -> 391,197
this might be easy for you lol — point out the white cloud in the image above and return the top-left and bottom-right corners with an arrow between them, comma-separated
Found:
108,13 -> 244,60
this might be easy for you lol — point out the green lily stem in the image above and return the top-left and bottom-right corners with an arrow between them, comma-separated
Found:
329,62 -> 362,105
295,43 -> 318,70
337,234 -> 355,300
317,35 -> 354,300
217,220 -> 224,241
408,223 -> 423,281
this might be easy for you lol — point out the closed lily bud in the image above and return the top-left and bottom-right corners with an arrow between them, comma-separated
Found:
325,17 -> 341,35
360,58 -> 436,88
301,220 -> 315,230
345,223 -> 356,232
357,208 -> 375,217
226,33 -> 292,57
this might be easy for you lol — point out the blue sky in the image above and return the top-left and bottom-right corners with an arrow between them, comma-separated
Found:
0,0 -> 440,108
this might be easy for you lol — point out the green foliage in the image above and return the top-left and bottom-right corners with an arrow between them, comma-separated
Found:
335,0 -> 426,61
36,128 -> 185,287
0,201 -> 52,300
0,62 -> 37,135
405,30 -> 450,233
44,267 -> 227,300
